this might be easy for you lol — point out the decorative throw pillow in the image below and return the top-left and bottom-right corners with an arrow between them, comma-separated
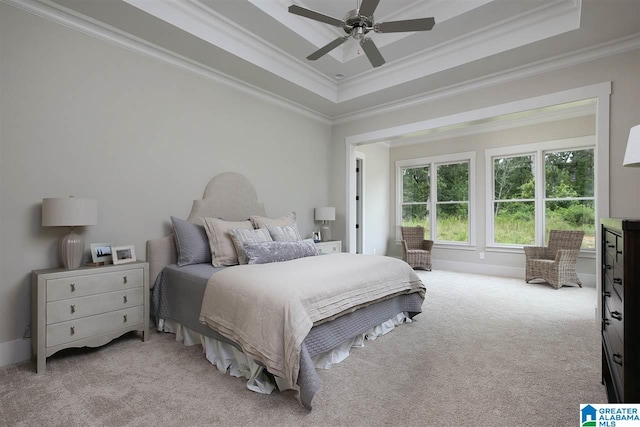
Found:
250,212 -> 296,229
243,239 -> 318,265
229,228 -> 273,265
171,216 -> 212,266
202,217 -> 253,267
266,223 -> 302,242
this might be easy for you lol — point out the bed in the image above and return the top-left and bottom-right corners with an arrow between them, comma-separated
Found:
147,173 -> 426,409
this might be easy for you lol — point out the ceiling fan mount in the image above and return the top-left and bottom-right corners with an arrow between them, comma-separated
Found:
288,0 -> 435,68
342,9 -> 373,39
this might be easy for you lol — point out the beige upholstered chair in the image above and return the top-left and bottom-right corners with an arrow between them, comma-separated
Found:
401,226 -> 434,271
524,230 -> 584,289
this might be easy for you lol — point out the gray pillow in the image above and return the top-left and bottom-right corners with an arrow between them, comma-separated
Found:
266,223 -> 302,242
171,216 -> 212,266
228,227 -> 272,265
244,239 -> 318,264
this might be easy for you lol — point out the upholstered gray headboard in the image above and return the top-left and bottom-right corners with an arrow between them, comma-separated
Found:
146,172 -> 266,286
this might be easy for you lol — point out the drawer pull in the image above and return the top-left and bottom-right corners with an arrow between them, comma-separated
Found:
70,283 -> 76,292
605,264 -> 612,270
607,244 -> 615,248
123,314 -> 128,323
123,276 -> 128,284
611,311 -> 622,321
70,304 -> 75,314
613,278 -> 622,284
603,291 -> 611,298
613,353 -> 623,366
603,318 -> 610,327
617,250 -> 623,255
70,326 -> 75,335
123,295 -> 128,304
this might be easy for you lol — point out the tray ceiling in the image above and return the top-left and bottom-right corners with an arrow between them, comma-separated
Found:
17,0 -> 640,120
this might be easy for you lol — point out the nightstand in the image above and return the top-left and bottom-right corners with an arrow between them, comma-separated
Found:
31,261 -> 149,373
315,240 -> 342,254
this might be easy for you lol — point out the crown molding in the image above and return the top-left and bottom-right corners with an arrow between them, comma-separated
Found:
2,0 -> 332,124
387,101 -> 597,147
333,33 -> 640,124
337,0 -> 581,102
124,0 -> 338,102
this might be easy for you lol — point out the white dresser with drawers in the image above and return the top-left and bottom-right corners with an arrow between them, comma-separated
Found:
31,261 -> 149,373
314,240 -> 342,255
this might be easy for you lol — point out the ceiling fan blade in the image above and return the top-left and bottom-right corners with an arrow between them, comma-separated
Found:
358,0 -> 380,17
307,36 -> 350,60
360,38 -> 385,68
375,17 -> 435,33
288,5 -> 344,27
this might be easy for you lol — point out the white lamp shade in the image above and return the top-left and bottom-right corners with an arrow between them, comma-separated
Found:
42,197 -> 97,227
315,207 -> 335,221
623,125 -> 640,167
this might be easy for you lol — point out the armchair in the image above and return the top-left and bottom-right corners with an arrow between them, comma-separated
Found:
401,226 -> 434,271
524,230 -> 584,289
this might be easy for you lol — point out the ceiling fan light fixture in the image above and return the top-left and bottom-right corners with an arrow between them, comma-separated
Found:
289,0 -> 435,68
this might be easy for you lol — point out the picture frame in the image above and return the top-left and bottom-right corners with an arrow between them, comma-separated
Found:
90,243 -> 113,264
111,245 -> 136,265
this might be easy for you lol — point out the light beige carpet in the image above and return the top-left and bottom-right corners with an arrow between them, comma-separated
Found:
0,270 -> 606,426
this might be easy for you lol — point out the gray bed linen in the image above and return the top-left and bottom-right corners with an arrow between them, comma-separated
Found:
151,263 -> 424,409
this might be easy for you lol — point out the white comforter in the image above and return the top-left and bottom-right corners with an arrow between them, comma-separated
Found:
199,253 -> 425,389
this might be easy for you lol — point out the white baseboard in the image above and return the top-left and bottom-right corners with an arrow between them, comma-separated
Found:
432,260 -> 596,288
0,338 -> 31,368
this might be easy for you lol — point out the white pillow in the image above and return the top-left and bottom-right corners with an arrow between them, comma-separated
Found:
266,223 -> 302,242
250,212 -> 296,229
202,217 -> 253,267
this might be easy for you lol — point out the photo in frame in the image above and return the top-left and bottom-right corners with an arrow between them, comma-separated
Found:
90,243 -> 113,264
112,245 -> 136,265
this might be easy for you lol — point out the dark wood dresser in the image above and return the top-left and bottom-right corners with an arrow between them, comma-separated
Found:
601,218 -> 640,403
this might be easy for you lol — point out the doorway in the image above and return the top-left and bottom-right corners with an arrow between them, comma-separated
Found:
355,154 -> 364,254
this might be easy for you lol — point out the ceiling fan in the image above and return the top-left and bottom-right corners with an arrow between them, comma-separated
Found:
288,0 -> 435,68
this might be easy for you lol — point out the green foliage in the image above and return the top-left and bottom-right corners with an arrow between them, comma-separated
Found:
402,167 -> 429,203
437,163 -> 468,201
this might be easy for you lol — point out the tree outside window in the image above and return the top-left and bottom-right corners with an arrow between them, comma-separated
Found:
545,149 -> 595,248
401,166 -> 430,237
490,147 -> 595,248
436,162 -> 469,242
401,160 -> 470,243
493,154 -> 536,245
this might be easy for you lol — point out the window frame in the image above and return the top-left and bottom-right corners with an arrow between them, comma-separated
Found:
485,136 -> 596,252
396,151 -> 476,248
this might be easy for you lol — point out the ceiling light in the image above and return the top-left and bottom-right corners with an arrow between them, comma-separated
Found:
334,73 -> 345,80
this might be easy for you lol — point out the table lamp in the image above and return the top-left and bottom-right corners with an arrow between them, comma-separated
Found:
42,197 -> 97,269
623,124 -> 640,166
315,207 -> 335,242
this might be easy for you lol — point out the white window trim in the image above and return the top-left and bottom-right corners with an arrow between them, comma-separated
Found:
485,135 -> 596,249
396,151 -> 476,246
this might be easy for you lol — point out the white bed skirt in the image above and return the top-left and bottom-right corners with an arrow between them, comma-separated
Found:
157,313 -> 412,394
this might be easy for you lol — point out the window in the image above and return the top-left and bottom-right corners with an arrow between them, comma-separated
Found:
397,152 -> 475,244
401,165 -> 430,236
493,154 -> 536,245
486,137 -> 595,249
436,162 -> 469,242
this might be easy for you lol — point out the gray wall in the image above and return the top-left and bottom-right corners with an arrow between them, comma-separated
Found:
332,49 -> 640,272
0,5 -> 332,347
